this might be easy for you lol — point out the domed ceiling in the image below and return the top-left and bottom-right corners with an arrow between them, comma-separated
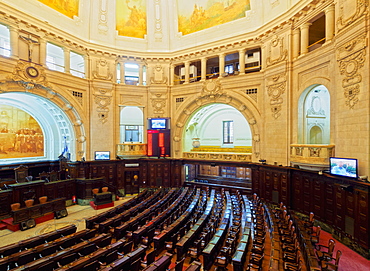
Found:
2,0 -> 301,52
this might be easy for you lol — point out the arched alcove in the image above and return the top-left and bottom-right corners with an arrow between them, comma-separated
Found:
0,92 -> 76,163
183,103 -> 252,152
298,84 -> 330,144
119,106 -> 144,143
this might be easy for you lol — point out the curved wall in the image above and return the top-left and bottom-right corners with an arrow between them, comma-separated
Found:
0,0 -> 369,176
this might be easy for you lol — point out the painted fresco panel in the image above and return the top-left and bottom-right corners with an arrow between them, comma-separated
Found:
116,0 -> 147,39
0,106 -> 44,159
177,0 -> 251,35
37,0 -> 79,19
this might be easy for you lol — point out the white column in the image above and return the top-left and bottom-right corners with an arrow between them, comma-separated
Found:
64,48 -> 70,73
219,53 -> 225,76
238,49 -> 246,74
325,4 -> 335,43
292,28 -> 300,59
9,26 -> 19,59
139,64 -> 143,85
201,57 -> 207,81
39,38 -> 46,66
300,23 -> 311,55
184,61 -> 190,84
170,64 -> 175,86
120,61 -> 125,85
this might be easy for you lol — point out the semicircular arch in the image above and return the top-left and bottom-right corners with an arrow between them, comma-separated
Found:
172,91 -> 261,160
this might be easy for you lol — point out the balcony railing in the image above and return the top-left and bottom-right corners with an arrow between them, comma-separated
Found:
290,144 -> 335,166
116,143 -> 147,157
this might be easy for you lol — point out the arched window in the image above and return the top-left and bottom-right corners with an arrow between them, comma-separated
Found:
298,84 -> 330,144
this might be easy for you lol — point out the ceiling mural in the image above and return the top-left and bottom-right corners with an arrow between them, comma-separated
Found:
116,0 -> 147,39
177,0 -> 251,35
0,105 -> 44,159
36,0 -> 79,19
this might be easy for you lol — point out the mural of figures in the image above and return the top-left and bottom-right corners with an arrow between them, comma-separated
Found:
0,106 -> 44,159
177,0 -> 251,35
116,0 -> 147,39
37,0 -> 79,19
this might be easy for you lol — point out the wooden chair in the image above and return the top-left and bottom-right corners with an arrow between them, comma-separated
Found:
310,226 -> 321,248
11,203 -> 21,211
141,249 -> 156,269
39,196 -> 47,204
321,250 -> 342,271
316,239 -> 335,263
284,259 -> 303,271
24,199 -> 34,208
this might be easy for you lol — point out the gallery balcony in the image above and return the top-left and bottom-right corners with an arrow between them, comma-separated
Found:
183,146 -> 252,162
116,143 -> 147,158
290,144 -> 335,170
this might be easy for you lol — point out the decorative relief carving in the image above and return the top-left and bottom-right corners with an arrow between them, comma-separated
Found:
150,65 -> 168,84
151,93 -> 166,115
8,61 -> 50,90
337,34 -> 366,108
92,59 -> 113,80
200,78 -> 225,99
309,147 -> 321,157
98,0 -> 109,35
266,73 -> 286,119
337,0 -> 368,32
154,0 -> 163,42
94,88 -> 112,123
266,35 -> 288,67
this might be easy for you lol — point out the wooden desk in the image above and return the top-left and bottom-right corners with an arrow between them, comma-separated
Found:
12,197 -> 66,224
75,178 -> 104,200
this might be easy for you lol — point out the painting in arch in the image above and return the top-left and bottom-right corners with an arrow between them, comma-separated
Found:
0,105 -> 44,159
177,0 -> 251,35
116,0 -> 147,39
36,0 -> 79,19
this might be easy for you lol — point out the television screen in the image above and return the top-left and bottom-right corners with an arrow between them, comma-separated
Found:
329,157 -> 358,178
95,151 -> 110,160
148,118 -> 168,129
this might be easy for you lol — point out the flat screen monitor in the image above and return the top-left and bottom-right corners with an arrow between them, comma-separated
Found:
95,151 -> 110,160
329,157 -> 358,178
148,118 -> 169,130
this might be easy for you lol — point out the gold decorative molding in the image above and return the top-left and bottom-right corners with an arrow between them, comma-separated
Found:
266,35 -> 288,67
266,73 -> 286,119
92,59 -> 113,80
337,0 -> 369,32
337,34 -> 367,108
8,61 -> 50,90
200,78 -> 225,99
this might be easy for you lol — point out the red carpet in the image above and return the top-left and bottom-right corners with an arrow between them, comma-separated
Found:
317,229 -> 370,271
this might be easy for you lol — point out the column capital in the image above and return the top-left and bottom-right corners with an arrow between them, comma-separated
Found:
300,22 -> 312,30
219,52 -> 226,57
238,48 -> 246,53
293,28 -> 300,34
325,4 -> 335,14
